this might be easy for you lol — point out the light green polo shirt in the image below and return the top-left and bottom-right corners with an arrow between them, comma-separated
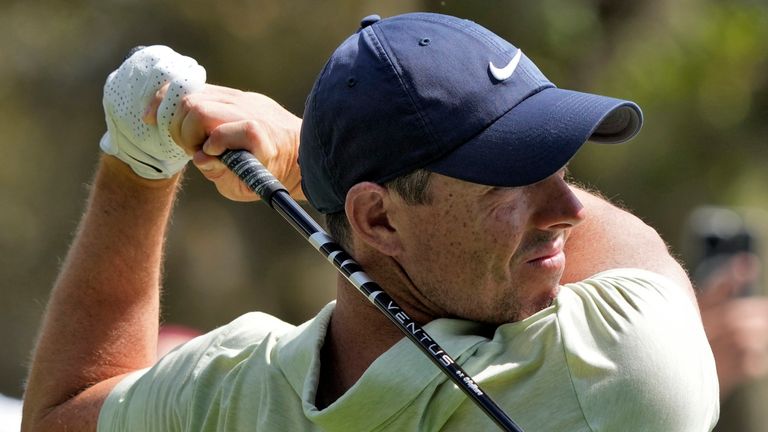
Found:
98,269 -> 719,431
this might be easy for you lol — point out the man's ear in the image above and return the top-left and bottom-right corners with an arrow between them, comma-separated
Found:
345,182 -> 403,256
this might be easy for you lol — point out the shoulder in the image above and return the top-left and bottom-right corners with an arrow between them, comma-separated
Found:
559,268 -> 693,316
98,312 -> 295,431
158,311 -> 296,374
139,310 -> 294,381
202,311 -> 296,350
557,269 -> 719,430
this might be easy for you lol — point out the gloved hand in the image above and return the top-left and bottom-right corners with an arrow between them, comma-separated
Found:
100,45 -> 206,179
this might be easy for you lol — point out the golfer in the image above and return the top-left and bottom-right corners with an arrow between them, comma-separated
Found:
23,12 -> 718,431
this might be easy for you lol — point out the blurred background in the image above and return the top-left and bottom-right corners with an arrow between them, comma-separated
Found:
1,0 -> 766,429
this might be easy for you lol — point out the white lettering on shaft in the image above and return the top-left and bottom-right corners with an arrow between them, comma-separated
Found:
384,299 -> 465,382
428,343 -> 442,356
441,354 -> 455,368
395,311 -> 407,324
406,322 -> 419,335
463,376 -> 484,396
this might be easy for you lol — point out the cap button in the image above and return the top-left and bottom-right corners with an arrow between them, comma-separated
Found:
360,14 -> 381,28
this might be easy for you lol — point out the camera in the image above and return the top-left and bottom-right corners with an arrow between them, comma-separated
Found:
684,206 -> 760,296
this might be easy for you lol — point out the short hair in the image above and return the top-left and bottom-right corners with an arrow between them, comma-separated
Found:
324,169 -> 433,250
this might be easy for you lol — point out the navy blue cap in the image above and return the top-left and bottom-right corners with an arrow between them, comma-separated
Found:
300,13 -> 642,214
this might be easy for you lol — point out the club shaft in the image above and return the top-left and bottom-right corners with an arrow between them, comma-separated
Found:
220,149 -> 523,432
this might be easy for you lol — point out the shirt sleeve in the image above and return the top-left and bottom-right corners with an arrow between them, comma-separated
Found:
97,312 -> 294,432
557,268 -> 719,432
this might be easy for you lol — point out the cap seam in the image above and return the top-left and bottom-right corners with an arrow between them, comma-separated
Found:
368,24 -> 440,154
416,14 -> 510,54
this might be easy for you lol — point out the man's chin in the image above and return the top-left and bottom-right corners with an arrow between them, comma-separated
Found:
516,285 -> 559,320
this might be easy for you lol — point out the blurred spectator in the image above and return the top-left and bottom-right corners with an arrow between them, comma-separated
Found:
687,206 -> 768,431
697,253 -> 768,399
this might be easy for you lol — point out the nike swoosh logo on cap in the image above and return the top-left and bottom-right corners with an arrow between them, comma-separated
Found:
489,49 -> 522,82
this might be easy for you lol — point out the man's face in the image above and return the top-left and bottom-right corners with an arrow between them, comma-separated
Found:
390,169 -> 585,324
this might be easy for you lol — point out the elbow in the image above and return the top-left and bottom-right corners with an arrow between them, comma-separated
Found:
21,393 -> 102,432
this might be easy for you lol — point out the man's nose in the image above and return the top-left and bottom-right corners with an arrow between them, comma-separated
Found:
530,174 -> 585,231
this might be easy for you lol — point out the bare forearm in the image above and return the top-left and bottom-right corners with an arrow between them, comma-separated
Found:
23,156 -> 181,430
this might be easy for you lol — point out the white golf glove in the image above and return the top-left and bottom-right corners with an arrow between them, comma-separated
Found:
100,45 -> 206,179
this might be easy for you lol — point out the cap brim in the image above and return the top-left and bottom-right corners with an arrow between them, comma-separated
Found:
426,87 -> 643,187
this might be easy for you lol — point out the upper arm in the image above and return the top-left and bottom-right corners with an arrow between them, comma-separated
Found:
561,188 -> 696,305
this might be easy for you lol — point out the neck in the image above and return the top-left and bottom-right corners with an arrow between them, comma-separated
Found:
316,246 -> 442,408
315,276 -> 401,409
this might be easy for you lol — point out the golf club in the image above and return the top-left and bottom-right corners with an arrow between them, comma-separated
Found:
219,149 -> 524,432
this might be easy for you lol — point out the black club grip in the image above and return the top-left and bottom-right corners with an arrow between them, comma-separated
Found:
220,150 -> 287,204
